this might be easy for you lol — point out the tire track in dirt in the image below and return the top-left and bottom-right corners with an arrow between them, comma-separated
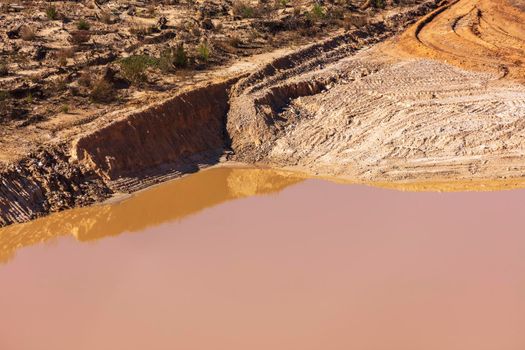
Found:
227,0 -> 525,182
396,0 -> 525,80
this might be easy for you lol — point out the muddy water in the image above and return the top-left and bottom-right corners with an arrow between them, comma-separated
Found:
1,167 -> 525,350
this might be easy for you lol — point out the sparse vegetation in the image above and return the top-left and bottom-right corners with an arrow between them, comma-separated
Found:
0,0 -> 411,131
174,44 -> 188,68
197,42 -> 211,63
310,3 -> 326,20
0,61 -> 8,77
76,19 -> 91,31
70,30 -> 91,45
46,5 -> 58,20
233,1 -> 257,18
90,79 -> 116,103
20,26 -> 36,41
119,55 -> 159,83
60,104 -> 69,114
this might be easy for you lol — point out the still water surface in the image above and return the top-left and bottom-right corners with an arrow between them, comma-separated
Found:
0,167 -> 524,350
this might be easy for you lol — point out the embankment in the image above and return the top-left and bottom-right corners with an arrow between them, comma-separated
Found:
0,79 -> 239,226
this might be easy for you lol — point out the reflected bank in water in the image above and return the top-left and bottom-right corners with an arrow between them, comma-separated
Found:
3,165 -> 525,265
2,167 -> 525,350
0,167 -> 304,264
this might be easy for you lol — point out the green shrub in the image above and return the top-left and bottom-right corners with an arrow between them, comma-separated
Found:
76,19 -> 91,30
174,44 -> 187,68
310,3 -> 326,20
60,104 -> 69,113
46,5 -> 58,20
119,55 -> 159,83
373,0 -> 386,8
197,42 -> 210,63
277,0 -> 289,8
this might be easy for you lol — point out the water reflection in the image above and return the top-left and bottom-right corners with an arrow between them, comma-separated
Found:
0,167 -> 304,264
3,165 -> 525,265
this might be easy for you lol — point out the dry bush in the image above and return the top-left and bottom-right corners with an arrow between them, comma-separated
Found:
228,35 -> 242,48
78,70 -> 93,87
100,11 -> 113,24
55,47 -> 75,64
346,14 -> 369,28
130,25 -> 151,37
0,61 -> 8,76
158,48 -> 175,73
232,1 -> 257,18
69,30 -> 91,45
20,26 -> 36,41
90,79 -> 116,103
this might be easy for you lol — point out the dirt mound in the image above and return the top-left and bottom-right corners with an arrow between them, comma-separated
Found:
395,0 -> 525,80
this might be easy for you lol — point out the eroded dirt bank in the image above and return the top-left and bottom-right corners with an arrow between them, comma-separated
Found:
3,0 -> 525,227
0,78 -> 239,226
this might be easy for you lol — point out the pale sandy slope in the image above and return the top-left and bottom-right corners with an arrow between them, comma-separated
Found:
227,0 -> 525,182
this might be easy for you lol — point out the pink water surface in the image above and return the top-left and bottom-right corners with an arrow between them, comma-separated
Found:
1,177 -> 524,350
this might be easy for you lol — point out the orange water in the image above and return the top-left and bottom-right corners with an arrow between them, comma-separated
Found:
0,168 -> 524,350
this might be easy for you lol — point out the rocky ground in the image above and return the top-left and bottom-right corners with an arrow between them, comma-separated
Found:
2,0 -> 525,227
0,0 -> 399,163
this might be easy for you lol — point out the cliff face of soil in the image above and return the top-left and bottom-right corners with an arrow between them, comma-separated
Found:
0,78 -> 238,226
73,78 -> 237,182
